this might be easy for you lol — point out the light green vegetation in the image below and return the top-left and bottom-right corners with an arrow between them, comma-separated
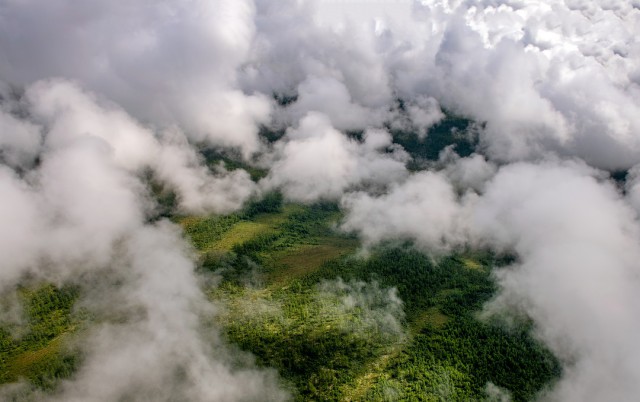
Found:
267,240 -> 358,285
0,193 -> 560,400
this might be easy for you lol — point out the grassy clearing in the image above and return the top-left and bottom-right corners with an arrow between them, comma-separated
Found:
212,204 -> 310,252
462,258 -> 483,270
179,202 -> 306,254
256,204 -> 302,224
268,240 -> 358,286
178,214 -> 242,251
8,334 -> 67,378
213,221 -> 272,251
341,342 -> 405,402
412,307 -> 449,332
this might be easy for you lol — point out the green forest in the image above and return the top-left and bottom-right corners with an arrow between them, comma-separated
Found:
0,196 -> 560,401
0,121 -> 561,401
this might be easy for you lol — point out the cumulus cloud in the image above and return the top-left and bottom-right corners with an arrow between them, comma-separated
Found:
253,0 -> 640,169
0,3 -> 284,388
0,0 -> 271,156
153,129 -> 256,215
385,94 -> 446,139
0,166 -> 43,286
475,162 -> 640,402
341,169 -> 472,252
25,79 -> 255,215
0,107 -> 41,169
243,0 -> 397,110
430,1 -> 640,169
439,148 -> 497,192
261,112 -> 408,202
432,21 -> 573,161
277,75 -> 387,131
3,0 -> 639,167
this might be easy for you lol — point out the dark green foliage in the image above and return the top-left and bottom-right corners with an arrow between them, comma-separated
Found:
391,114 -> 479,166
0,158 -> 569,402
0,203 -> 561,400
345,130 -> 365,142
231,204 -> 340,260
278,202 -> 340,238
368,315 -> 560,401
416,317 -> 561,401
302,248 -> 559,400
201,148 -> 267,181
610,170 -> 628,189
241,202 -> 343,256
154,188 -> 178,218
225,302 -> 386,400
231,232 -> 283,257
21,285 -> 78,348
259,125 -> 286,143
273,93 -> 298,107
147,179 -> 178,220
23,353 -> 79,391
304,247 -> 494,320
243,192 -> 283,218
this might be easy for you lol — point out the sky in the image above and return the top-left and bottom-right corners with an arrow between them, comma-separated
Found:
1,0 -> 640,400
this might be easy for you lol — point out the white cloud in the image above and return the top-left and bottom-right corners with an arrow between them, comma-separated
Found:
261,112 -> 408,202
26,79 -> 256,215
475,162 -> 640,402
341,169 -> 472,251
0,0 -> 271,156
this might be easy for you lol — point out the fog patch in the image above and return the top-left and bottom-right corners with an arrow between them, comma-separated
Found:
316,278 -> 406,343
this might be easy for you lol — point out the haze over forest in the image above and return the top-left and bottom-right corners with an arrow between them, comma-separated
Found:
0,0 -> 639,401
